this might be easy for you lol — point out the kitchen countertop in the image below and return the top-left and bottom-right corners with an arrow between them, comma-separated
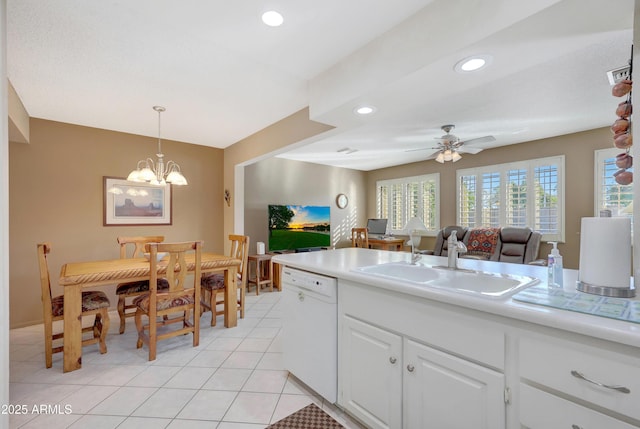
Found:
272,247 -> 640,348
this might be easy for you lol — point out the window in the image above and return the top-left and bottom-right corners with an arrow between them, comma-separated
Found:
595,148 -> 633,220
457,156 -> 564,241
376,174 -> 440,234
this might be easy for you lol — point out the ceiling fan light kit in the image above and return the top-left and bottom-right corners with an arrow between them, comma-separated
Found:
410,124 -> 496,163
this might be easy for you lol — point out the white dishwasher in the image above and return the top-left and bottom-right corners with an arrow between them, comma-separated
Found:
281,267 -> 338,403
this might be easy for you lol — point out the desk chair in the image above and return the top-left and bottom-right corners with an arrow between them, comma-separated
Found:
134,241 -> 202,361
351,228 -> 369,248
37,242 -> 110,368
200,235 -> 249,326
115,235 -> 166,334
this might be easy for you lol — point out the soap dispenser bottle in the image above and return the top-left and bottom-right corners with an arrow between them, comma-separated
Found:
547,241 -> 563,287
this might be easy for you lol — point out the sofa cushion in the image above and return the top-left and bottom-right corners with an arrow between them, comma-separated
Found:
465,228 -> 500,259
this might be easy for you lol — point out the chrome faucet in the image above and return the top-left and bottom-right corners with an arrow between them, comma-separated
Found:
410,229 -> 421,265
447,230 -> 467,269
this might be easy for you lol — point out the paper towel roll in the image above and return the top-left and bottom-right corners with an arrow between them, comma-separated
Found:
257,242 -> 265,255
578,217 -> 631,289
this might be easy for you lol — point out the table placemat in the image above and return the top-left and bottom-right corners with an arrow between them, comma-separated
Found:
512,284 -> 640,324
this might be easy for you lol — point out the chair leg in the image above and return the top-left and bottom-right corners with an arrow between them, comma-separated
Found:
97,310 -> 109,354
193,306 -> 200,348
135,309 -> 144,349
93,313 -> 103,339
44,322 -> 53,369
209,289 -> 217,327
117,295 -> 126,334
148,318 -> 157,361
239,285 -> 245,319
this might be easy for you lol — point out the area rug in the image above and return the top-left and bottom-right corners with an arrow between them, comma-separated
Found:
266,403 -> 345,428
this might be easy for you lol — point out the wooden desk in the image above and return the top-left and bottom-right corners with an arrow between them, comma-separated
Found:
59,252 -> 240,372
368,237 -> 405,251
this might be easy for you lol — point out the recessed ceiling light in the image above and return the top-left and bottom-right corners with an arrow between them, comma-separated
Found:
354,105 -> 376,115
262,11 -> 284,27
454,55 -> 492,73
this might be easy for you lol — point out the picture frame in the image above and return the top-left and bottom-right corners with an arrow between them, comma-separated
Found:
103,176 -> 172,226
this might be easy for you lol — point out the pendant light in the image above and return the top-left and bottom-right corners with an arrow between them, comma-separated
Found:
127,106 -> 188,186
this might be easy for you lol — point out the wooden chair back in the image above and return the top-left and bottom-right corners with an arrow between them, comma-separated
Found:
118,235 -> 165,258
37,242 -> 54,326
351,228 -> 369,248
149,241 -> 201,295
228,234 -> 250,287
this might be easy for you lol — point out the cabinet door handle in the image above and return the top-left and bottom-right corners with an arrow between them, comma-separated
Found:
406,364 -> 415,372
570,370 -> 631,394
389,357 -> 397,364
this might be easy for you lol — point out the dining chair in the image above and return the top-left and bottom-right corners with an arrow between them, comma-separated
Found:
351,227 -> 369,248
37,242 -> 110,368
134,241 -> 202,361
115,235 -> 166,334
200,234 -> 249,326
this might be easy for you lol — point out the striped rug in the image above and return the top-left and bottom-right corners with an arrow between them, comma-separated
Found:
266,403 -> 344,428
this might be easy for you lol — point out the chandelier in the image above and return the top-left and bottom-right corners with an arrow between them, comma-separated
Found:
435,145 -> 462,163
127,106 -> 188,186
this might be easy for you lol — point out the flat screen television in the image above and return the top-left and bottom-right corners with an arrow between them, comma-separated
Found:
268,204 -> 331,252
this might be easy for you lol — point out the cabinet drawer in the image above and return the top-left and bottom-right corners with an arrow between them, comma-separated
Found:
520,383 -> 638,429
520,335 -> 640,421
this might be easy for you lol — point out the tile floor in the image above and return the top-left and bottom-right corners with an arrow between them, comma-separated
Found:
9,291 -> 365,429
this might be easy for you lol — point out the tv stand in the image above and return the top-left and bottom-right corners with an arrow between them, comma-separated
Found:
294,247 -> 325,253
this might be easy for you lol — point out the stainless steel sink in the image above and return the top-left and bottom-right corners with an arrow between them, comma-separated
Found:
354,262 -> 539,298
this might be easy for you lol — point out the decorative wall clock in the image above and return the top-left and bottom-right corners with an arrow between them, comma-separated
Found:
336,193 -> 348,209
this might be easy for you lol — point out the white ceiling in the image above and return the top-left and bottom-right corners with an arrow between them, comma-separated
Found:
7,0 -> 635,171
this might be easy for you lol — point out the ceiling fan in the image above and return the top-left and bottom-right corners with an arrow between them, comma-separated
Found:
407,124 -> 496,163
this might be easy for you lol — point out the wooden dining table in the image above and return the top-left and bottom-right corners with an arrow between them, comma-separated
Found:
59,252 -> 240,372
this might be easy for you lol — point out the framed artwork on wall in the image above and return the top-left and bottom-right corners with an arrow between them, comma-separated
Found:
103,176 -> 172,226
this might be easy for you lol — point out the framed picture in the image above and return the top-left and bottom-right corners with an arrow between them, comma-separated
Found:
103,177 -> 172,226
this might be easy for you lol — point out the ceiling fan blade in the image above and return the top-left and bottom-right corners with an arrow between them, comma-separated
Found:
458,146 -> 484,154
406,148 -> 441,158
406,146 -> 440,153
459,135 -> 496,146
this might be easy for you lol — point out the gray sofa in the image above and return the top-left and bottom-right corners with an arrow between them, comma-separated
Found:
426,225 -> 545,265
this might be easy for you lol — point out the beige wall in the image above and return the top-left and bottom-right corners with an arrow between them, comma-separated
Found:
367,127 -> 613,269
223,108 -> 334,244
244,157 -> 367,251
9,118 -> 224,328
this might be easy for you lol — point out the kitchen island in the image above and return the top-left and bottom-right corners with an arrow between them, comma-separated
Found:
273,248 -> 640,429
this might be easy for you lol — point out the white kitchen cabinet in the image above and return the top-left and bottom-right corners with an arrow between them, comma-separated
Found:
340,315 -> 402,429
339,314 -> 506,429
404,339 -> 505,429
339,279 -> 507,429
